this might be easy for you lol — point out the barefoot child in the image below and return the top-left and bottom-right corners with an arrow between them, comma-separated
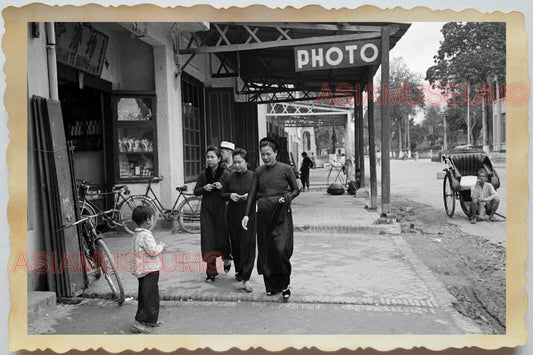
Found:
131,205 -> 166,334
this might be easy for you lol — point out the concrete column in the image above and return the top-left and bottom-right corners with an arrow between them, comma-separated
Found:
309,127 -> 317,159
154,44 -> 183,206
257,104 -> 268,165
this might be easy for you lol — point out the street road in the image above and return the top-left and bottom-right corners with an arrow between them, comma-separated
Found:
388,158 -> 506,244
311,158 -> 507,244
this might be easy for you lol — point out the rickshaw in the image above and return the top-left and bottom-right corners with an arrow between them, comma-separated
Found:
442,149 -> 501,218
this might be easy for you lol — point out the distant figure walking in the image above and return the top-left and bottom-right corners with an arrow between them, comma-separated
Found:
299,152 -> 314,191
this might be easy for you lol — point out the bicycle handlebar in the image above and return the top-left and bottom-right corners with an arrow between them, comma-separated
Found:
77,179 -> 129,195
63,209 -> 119,229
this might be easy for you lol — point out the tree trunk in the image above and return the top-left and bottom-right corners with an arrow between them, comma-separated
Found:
398,123 -> 402,157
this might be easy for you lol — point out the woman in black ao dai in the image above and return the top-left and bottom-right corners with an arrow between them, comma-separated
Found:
242,137 -> 300,300
221,148 -> 255,292
194,146 -> 231,283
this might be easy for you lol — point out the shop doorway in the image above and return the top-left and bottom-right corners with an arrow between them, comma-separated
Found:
57,68 -> 113,210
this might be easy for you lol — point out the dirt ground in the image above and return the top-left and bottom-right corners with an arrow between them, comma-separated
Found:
391,196 -> 506,334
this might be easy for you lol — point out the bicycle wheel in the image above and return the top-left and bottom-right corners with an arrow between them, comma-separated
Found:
96,238 -> 124,305
80,221 -> 101,280
176,196 -> 202,234
79,201 -> 97,226
119,196 -> 158,234
459,190 -> 473,218
443,172 -> 456,217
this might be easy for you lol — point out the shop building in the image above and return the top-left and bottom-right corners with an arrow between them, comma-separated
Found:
27,22 -> 259,293
28,21 -> 410,296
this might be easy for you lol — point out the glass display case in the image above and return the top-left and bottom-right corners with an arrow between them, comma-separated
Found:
112,92 -> 157,181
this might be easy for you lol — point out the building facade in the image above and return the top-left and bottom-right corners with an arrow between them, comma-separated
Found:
27,22 -> 261,292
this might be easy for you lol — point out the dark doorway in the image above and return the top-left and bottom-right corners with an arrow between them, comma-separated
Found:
57,68 -> 113,210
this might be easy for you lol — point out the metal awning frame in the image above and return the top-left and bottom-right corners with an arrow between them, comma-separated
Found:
178,22 -> 399,54
175,22 -> 410,216
266,102 -> 351,127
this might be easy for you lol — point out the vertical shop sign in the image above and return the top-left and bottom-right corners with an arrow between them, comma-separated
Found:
55,22 -> 109,77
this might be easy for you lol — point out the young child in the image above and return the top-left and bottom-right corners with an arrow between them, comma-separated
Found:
131,205 -> 166,334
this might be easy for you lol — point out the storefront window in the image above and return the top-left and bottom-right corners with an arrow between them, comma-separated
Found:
117,97 -> 153,121
112,92 -> 157,181
182,75 -> 204,182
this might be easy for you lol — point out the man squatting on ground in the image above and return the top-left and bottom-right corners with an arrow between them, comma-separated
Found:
470,167 -> 500,224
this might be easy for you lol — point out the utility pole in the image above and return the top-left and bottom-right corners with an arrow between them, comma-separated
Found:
495,77 -> 502,151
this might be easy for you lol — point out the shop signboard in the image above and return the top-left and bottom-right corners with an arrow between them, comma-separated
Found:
294,39 -> 380,72
55,22 -> 109,77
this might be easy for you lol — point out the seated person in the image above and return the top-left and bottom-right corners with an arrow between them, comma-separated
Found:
470,168 -> 500,223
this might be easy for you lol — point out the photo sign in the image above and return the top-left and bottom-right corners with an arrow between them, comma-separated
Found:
55,22 -> 109,77
294,40 -> 381,72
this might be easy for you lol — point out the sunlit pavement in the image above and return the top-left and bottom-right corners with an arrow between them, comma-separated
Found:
29,160 -> 488,334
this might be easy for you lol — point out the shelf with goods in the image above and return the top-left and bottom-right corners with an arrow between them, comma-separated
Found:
118,152 -> 155,180
112,92 -> 157,182
66,119 -> 104,151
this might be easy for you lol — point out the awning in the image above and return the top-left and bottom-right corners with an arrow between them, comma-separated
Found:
178,22 -> 411,103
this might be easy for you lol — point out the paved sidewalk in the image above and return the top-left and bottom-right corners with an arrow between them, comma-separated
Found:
82,191 -> 480,334
292,191 -> 400,234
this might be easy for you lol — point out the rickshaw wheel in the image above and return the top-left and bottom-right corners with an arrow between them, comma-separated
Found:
443,172 -> 456,217
460,196 -> 472,218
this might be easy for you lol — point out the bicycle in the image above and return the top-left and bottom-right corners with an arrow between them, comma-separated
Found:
77,179 -> 131,232
63,209 -> 125,305
119,176 -> 202,234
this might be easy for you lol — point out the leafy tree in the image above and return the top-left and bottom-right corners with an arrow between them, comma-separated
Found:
426,22 -> 505,86
419,104 -> 444,148
373,57 -> 425,155
426,22 -> 505,147
314,125 -> 345,156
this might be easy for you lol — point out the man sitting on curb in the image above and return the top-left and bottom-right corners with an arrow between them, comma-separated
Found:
470,167 -> 500,224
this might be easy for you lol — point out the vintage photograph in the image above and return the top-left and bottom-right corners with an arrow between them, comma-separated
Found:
6,4 -> 527,352
26,19 -> 507,334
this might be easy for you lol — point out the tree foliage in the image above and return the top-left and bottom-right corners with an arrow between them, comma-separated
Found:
373,57 -> 425,153
425,22 -> 505,147
314,125 -> 345,156
426,22 -> 506,86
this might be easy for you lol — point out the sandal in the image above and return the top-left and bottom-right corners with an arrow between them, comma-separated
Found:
145,321 -> 163,327
206,275 -> 215,283
131,321 -> 153,334
224,261 -> 231,273
282,289 -> 291,301
243,281 -> 252,293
